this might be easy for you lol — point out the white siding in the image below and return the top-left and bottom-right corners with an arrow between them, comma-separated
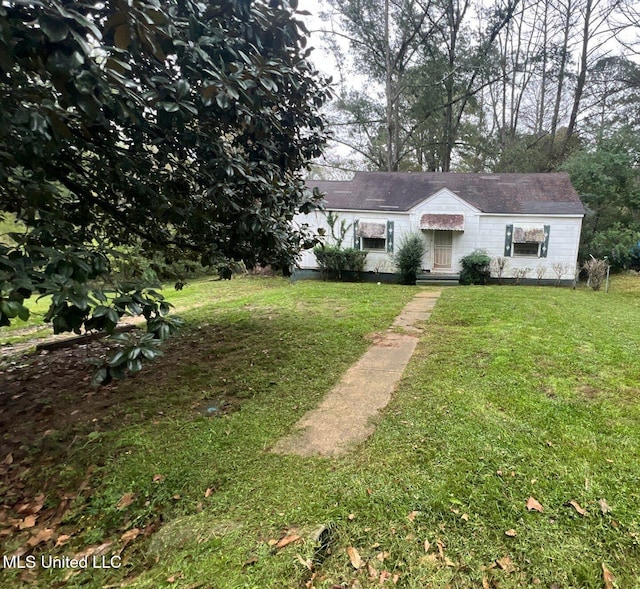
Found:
295,191 -> 583,278
478,215 -> 583,279
409,189 -> 481,273
294,209 -> 409,273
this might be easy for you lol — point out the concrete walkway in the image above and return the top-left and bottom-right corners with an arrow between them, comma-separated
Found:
271,290 -> 441,457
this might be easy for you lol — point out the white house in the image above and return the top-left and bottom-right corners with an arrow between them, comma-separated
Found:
295,172 -> 584,281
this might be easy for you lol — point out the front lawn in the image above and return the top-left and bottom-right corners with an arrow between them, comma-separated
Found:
1,276 -> 639,588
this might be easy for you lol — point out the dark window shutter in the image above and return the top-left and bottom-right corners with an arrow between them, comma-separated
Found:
540,225 -> 550,258
504,224 -> 513,257
353,220 -> 360,249
386,221 -> 394,253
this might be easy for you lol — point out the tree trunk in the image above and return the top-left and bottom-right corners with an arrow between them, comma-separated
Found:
537,3 -> 549,135
550,0 -> 572,140
565,0 -> 593,144
385,0 -> 395,171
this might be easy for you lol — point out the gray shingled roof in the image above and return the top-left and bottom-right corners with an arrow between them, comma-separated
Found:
307,172 -> 584,215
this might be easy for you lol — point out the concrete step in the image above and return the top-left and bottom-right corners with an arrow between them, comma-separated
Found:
416,274 -> 459,286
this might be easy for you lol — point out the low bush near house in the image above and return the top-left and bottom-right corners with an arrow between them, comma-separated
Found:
313,246 -> 368,280
394,233 -> 426,285
459,250 -> 491,285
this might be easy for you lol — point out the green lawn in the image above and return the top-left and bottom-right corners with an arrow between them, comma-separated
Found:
2,276 -> 640,588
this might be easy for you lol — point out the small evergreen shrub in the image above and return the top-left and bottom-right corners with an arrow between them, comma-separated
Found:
459,250 -> 491,285
393,233 -> 426,285
314,246 -> 367,280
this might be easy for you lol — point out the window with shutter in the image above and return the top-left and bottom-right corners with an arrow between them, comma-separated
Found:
356,219 -> 390,251
505,224 -> 550,258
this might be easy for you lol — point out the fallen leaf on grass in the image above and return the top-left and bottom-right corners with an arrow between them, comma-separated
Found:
296,554 -> 313,571
420,554 -> 438,566
567,500 -> 587,516
73,541 -> 113,560
275,532 -> 301,549
598,498 -> 612,514
19,515 -> 37,529
152,474 -> 164,483
526,496 -> 544,512
367,561 -> 378,580
347,546 -> 363,569
121,528 -> 141,543
496,556 -> 515,574
305,572 -> 319,588
424,539 -> 431,553
504,529 -> 517,537
116,492 -> 136,510
4,453 -> 13,465
461,513 -> 469,522
27,528 -> 54,547
436,539 -> 445,560
407,510 -> 419,522
204,488 -> 213,498
16,502 -> 37,515
602,563 -> 615,589
55,534 -> 71,547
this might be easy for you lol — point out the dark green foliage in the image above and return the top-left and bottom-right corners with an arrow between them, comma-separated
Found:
562,130 -> 640,269
111,248 -> 216,285
585,224 -> 640,269
393,233 -> 426,284
0,0 -> 330,382
491,130 -> 582,173
314,246 -> 367,280
459,250 -> 491,285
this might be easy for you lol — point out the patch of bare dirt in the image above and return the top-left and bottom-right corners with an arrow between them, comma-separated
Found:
0,323 -> 248,567
1,340 -> 123,459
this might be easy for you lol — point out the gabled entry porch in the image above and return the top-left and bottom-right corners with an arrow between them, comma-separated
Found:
419,213 -> 465,275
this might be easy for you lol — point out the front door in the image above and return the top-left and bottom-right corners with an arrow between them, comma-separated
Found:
433,230 -> 453,270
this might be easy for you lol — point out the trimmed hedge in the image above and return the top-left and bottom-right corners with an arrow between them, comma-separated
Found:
314,246 -> 368,280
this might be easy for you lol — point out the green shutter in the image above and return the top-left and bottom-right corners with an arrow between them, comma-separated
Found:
504,224 -> 513,257
386,220 -> 394,253
353,220 -> 360,249
540,225 -> 550,258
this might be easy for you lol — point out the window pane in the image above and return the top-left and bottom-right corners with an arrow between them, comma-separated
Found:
362,237 -> 386,251
513,242 -> 540,256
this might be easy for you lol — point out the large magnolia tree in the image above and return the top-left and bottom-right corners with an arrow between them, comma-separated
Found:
0,0 -> 330,384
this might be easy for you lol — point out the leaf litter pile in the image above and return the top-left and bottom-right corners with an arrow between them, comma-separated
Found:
0,329 -> 243,585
